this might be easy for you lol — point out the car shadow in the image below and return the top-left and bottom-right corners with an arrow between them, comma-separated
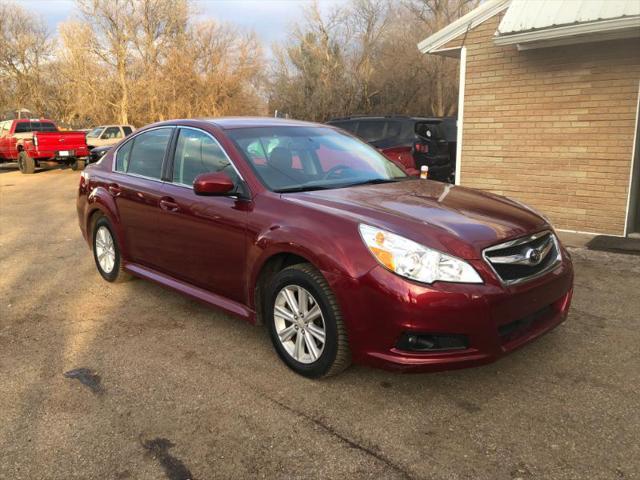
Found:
0,163 -> 70,174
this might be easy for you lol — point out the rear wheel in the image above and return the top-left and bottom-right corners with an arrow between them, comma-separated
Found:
17,151 -> 35,174
266,263 -> 351,378
92,217 -> 130,283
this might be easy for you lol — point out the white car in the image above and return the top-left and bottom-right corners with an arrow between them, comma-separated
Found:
86,125 -> 136,149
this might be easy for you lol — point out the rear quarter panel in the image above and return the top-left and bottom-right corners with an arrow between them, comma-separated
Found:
77,159 -> 126,256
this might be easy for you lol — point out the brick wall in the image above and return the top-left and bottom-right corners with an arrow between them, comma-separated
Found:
442,14 -> 640,235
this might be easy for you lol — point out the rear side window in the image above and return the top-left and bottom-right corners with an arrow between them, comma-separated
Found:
126,128 -> 172,179
385,121 -> 402,138
357,121 -> 385,143
14,122 -> 32,133
102,126 -> 122,139
115,140 -> 133,172
37,122 -> 57,132
172,128 -> 237,186
13,121 -> 57,133
329,121 -> 358,134
122,126 -> 133,136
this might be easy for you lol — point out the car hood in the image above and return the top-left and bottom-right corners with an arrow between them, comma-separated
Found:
286,179 -> 548,260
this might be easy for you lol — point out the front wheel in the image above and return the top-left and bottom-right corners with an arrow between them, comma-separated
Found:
17,151 -> 35,174
266,263 -> 351,378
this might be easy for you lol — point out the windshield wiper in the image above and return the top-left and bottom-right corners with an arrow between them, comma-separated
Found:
340,178 -> 401,188
275,178 -> 404,193
274,185 -> 334,193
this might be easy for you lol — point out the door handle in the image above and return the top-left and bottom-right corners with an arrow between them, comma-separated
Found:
159,197 -> 180,212
108,183 -> 122,196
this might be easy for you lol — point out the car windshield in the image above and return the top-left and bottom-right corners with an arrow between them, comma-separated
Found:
227,126 -> 407,192
87,127 -> 104,138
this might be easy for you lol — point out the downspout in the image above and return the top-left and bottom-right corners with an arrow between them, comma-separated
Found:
455,46 -> 467,186
623,81 -> 640,236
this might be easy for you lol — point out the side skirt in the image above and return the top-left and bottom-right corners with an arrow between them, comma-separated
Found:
124,263 -> 256,324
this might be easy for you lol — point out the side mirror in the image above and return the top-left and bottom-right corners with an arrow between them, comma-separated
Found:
193,171 -> 235,196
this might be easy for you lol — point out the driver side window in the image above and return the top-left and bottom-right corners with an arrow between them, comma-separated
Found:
172,128 -> 237,187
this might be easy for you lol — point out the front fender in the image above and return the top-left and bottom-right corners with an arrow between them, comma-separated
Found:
245,221 -> 375,310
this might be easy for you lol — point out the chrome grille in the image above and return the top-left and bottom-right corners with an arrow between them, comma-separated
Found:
483,231 -> 561,285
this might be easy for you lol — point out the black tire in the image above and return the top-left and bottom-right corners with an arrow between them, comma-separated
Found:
71,159 -> 86,171
92,216 -> 131,283
17,151 -> 35,174
266,263 -> 351,378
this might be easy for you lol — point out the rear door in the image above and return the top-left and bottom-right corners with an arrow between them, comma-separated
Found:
111,127 -> 174,270
158,127 -> 248,302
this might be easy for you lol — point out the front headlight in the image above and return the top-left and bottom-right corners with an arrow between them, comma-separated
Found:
359,224 -> 483,284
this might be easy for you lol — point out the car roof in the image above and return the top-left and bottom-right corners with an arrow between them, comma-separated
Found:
327,115 -> 453,123
15,118 -> 54,122
202,117 -> 324,130
138,117 -> 339,133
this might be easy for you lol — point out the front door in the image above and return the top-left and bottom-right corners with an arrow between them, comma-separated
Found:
110,127 -> 174,269
156,127 -> 248,303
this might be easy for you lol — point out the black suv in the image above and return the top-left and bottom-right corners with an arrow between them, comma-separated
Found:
326,116 -> 457,182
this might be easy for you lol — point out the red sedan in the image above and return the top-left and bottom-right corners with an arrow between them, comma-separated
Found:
77,118 -> 573,378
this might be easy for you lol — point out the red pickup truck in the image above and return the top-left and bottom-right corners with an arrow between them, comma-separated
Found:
0,119 -> 90,174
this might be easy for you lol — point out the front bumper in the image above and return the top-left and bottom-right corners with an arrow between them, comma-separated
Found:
331,251 -> 573,372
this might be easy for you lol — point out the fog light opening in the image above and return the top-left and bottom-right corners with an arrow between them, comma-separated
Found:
397,333 -> 468,352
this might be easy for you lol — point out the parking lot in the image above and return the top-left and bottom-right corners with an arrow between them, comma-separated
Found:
1,166 -> 639,480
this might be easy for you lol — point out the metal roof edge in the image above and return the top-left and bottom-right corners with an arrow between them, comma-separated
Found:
417,0 -> 511,54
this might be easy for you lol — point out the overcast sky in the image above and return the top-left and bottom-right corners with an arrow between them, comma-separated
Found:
19,0 -> 343,47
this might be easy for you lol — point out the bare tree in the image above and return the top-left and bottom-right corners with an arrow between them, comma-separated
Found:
77,0 -> 136,124
0,0 -> 476,128
269,0 -> 478,120
0,2 -> 52,115
405,0 -> 479,115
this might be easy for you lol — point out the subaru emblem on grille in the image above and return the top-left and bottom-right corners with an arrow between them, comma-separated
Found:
482,231 -> 561,285
527,247 -> 542,265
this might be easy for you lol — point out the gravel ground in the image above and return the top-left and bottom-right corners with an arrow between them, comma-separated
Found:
1,166 -> 639,480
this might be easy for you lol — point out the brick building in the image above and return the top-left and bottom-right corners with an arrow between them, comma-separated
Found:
419,0 -> 640,237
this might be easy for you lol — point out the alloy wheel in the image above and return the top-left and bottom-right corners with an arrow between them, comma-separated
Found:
95,226 -> 116,274
273,286 -> 326,364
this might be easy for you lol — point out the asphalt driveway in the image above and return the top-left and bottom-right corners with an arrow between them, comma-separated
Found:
1,166 -> 638,480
